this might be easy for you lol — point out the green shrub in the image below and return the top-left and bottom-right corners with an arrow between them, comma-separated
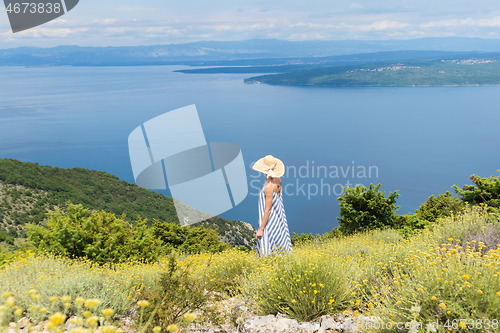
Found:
26,203 -> 162,264
453,172 -> 500,211
337,184 -> 400,235
395,214 -> 428,237
151,220 -> 229,254
243,254 -> 352,322
291,232 -> 315,246
415,191 -> 465,223
139,254 -> 213,328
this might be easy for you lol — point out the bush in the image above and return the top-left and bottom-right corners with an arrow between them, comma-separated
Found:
453,172 -> 500,211
242,254 -> 352,322
139,254 -> 213,328
416,191 -> 466,223
291,232 -> 315,246
26,203 -> 162,264
394,214 -> 428,238
151,220 -> 229,254
337,184 -> 400,235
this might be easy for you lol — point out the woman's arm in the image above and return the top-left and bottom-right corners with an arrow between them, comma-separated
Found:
256,183 -> 274,239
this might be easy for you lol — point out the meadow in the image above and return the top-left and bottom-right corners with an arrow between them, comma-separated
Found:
0,206 -> 499,332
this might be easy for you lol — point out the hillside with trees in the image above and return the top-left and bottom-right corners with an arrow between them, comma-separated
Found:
0,158 -> 255,249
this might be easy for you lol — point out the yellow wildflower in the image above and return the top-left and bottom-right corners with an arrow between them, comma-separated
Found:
102,308 -> 115,318
153,327 -> 161,332
49,312 -> 66,326
84,299 -> 102,309
86,316 -> 99,327
137,300 -> 150,308
61,296 -> 71,303
439,303 -> 446,309
101,326 -> 116,333
166,324 -> 179,332
184,312 -> 196,322
74,297 -> 85,307
6,296 -> 15,307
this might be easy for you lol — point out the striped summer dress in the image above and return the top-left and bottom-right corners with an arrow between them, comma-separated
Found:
257,187 -> 292,257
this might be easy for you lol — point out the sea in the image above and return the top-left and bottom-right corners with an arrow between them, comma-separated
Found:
1,65 -> 499,234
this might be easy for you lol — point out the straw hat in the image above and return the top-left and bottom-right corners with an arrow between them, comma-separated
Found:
252,155 -> 285,178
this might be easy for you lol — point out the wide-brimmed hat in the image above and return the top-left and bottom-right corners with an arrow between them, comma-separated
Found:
252,155 -> 285,178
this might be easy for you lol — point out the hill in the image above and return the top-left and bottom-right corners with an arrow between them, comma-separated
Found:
244,56 -> 500,86
3,38 -> 500,66
0,158 -> 255,248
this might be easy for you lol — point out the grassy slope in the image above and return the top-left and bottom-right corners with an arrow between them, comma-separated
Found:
0,158 -> 255,247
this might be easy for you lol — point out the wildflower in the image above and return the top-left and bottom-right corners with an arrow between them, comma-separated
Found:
86,316 -> 99,327
497,291 -> 500,296
84,299 -> 102,309
50,296 -> 59,302
69,317 -> 84,325
463,274 -> 470,280
439,303 -> 446,309
74,297 -> 85,307
166,324 -> 179,332
101,326 -> 116,333
431,296 -> 437,301
477,290 -> 483,294
40,307 -> 48,314
61,296 -> 71,303
28,289 -> 37,295
396,301 -> 402,305
49,312 -> 66,326
313,290 -> 318,294
153,327 -> 162,332
102,308 -> 115,318
6,296 -> 15,307
137,300 -> 150,308
183,312 -> 196,322
14,308 -> 23,317
83,311 -> 92,318
2,292 -> 12,298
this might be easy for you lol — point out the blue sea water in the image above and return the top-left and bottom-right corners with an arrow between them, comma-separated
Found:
0,65 -> 499,234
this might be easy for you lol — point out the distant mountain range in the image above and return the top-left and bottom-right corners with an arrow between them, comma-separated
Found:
2,37 -> 500,66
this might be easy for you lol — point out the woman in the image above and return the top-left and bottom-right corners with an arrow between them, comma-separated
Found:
252,155 -> 292,257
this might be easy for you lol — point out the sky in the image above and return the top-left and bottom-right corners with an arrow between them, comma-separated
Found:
2,0 -> 500,47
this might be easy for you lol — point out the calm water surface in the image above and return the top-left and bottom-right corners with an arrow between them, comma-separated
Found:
0,66 -> 499,234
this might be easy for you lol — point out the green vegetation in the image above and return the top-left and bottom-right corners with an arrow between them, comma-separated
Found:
0,158 -> 254,248
245,58 -> 500,86
415,191 -> 466,223
337,183 -> 400,235
453,171 -> 500,211
1,171 -> 500,331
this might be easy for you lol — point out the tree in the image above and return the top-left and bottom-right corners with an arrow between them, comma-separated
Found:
453,172 -> 500,211
415,191 -> 465,223
337,184 -> 400,234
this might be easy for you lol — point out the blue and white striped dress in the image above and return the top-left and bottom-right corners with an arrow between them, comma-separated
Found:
257,187 -> 292,257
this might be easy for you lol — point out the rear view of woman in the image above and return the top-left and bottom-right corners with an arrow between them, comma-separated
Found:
252,155 -> 292,257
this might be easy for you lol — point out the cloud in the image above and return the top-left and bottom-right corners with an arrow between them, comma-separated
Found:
357,20 -> 410,31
